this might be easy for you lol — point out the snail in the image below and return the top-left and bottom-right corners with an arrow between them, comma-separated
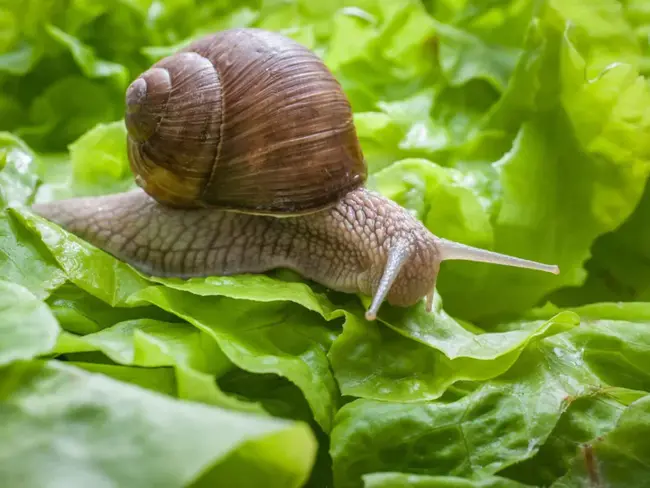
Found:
31,28 -> 559,321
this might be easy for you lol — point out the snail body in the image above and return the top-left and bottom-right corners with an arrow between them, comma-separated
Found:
32,187 -> 439,312
32,28 -> 559,320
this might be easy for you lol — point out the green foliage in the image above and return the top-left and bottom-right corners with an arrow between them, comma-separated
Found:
0,0 -> 649,486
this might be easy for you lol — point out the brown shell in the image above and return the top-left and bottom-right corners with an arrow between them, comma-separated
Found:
124,28 -> 367,214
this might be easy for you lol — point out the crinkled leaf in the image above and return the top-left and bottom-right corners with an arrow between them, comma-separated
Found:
148,273 -> 341,318
69,318 -> 230,374
218,370 -> 335,488
436,6 -> 650,321
70,361 -> 177,396
525,301 -> 650,392
0,132 -> 40,209
432,18 -> 524,92
0,2 -> 136,149
353,0 -> 538,168
45,282 -> 176,335
129,286 -> 340,433
551,394 -> 650,487
550,0 -> 640,76
354,96 -> 444,173
45,24 -> 129,86
495,301 -> 650,484
356,84 -> 499,172
363,472 -> 533,488
555,320 -> 650,393
329,297 -> 578,401
0,280 -> 60,366
330,325 -> 619,488
621,0 -> 650,75
0,360 -> 317,488
55,318 -> 261,413
530,303 -> 650,392
0,213 -> 66,300
379,299 -> 576,361
501,395 -> 627,485
11,207 -> 151,305
323,0 -> 438,110
551,181 -> 650,305
67,121 -> 136,196
17,76 -> 122,152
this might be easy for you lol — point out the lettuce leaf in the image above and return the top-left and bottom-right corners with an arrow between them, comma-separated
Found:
330,299 -> 650,487
493,301 -> 650,485
501,394 -> 628,484
363,472 -> 533,488
70,361 -> 178,396
330,342 -> 595,487
1,0 -> 650,486
551,394 -> 650,487
621,0 -> 650,75
430,2 -> 650,322
54,318 -> 262,413
0,213 -> 66,300
551,180 -> 650,306
45,282 -> 176,335
329,298 -> 577,401
0,132 -> 40,209
0,280 -> 59,366
0,360 -> 316,488
129,287 -> 341,432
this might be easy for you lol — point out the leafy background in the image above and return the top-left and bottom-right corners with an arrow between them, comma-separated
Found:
1,0 -> 650,486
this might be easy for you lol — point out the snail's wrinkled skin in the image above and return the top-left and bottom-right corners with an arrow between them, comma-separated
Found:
32,187 -> 441,309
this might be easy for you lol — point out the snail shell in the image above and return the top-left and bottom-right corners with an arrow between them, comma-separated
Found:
124,28 -> 367,214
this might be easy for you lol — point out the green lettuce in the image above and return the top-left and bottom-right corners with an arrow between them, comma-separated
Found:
621,0 -> 650,75
1,0 -> 650,486
551,394 -> 650,487
329,296 -> 577,401
53,317 -> 261,413
552,180 -> 650,305
0,360 -> 316,488
331,305 -> 650,487
0,132 -> 40,208
0,280 -> 59,366
430,1 -> 649,322
363,472 -> 533,488
0,214 -> 66,300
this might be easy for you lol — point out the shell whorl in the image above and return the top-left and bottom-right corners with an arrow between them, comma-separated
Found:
126,51 -> 223,208
125,28 -> 367,214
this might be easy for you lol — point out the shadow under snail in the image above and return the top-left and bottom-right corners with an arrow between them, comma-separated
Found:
32,28 -> 560,321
